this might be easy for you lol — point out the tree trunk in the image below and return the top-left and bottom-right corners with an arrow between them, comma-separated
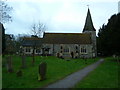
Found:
6,56 -> 14,73
32,48 -> 35,66
21,55 -> 26,68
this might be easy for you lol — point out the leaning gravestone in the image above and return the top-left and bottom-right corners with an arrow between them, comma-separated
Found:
16,70 -> 22,77
21,55 -> 26,69
84,57 -> 87,64
6,56 -> 14,73
38,62 -> 47,81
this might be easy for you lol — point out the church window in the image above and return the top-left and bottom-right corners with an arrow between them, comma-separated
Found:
26,48 -> 31,52
81,47 -> 87,53
64,48 -> 69,52
84,49 -> 86,53
76,46 -> 78,49
36,49 -> 41,53
61,46 -> 63,49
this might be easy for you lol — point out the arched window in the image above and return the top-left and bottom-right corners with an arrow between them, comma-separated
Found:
81,46 -> 87,53
61,46 -> 63,49
64,48 -> 69,52
26,47 -> 31,52
63,46 -> 69,53
76,46 -> 78,49
36,49 -> 41,53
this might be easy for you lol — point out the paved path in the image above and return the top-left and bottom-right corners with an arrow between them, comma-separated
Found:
44,59 -> 104,88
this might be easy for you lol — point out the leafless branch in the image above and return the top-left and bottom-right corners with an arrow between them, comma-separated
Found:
30,21 -> 46,37
0,0 -> 13,23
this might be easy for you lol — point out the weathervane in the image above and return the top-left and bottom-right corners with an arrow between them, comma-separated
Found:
87,5 -> 89,8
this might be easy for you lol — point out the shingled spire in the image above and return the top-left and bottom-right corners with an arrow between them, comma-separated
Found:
83,8 -> 96,32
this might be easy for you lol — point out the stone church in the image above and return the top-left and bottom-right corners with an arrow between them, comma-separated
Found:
22,8 -> 97,58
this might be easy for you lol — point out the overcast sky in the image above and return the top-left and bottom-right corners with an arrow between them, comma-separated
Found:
4,0 -> 119,36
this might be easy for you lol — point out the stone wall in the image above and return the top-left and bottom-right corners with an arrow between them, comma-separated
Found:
83,31 -> 97,57
43,44 -> 93,58
22,43 -> 93,58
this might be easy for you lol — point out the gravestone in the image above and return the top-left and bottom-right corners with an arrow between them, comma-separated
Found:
84,57 -> 87,64
6,56 -> 14,73
85,59 -> 87,64
38,62 -> 47,81
21,55 -> 26,68
16,70 -> 22,77
83,56 -> 87,64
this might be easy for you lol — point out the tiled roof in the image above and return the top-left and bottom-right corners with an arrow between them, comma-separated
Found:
22,33 -> 92,46
43,33 -> 92,44
22,37 -> 43,47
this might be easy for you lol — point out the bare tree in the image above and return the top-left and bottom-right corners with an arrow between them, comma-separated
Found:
31,22 -> 46,37
0,0 -> 12,23
30,21 -> 46,65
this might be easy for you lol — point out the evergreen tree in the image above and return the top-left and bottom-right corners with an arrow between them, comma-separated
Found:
97,13 -> 120,56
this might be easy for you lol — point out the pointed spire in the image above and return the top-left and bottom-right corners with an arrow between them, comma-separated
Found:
83,8 -> 96,32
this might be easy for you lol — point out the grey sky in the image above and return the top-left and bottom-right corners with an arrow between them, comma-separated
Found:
4,0 -> 119,36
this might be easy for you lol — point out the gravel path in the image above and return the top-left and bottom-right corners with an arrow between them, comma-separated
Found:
44,59 -> 104,88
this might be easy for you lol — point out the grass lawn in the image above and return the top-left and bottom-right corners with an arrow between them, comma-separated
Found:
2,55 -> 99,88
74,57 -> 119,88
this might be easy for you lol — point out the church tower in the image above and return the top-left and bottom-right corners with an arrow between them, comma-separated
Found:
83,8 -> 97,57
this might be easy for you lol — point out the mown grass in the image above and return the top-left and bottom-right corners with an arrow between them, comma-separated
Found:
2,55 -> 99,88
74,57 -> 119,88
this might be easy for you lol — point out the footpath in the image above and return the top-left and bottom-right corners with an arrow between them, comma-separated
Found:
45,59 -> 104,88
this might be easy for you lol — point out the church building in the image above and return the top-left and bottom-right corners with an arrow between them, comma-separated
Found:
22,8 -> 97,58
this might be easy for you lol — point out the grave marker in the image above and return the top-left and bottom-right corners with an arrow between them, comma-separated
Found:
16,70 -> 22,77
38,62 -> 47,81
21,55 -> 26,68
6,56 -> 14,73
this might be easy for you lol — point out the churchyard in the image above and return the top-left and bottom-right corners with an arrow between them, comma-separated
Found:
1,0 -> 120,89
2,55 -> 99,88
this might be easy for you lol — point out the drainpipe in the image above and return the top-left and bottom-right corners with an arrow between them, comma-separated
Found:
53,44 -> 54,56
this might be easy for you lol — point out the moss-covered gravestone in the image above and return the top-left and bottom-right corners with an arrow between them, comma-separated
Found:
6,56 -> 14,73
85,59 -> 87,64
21,55 -> 26,69
84,57 -> 87,64
16,70 -> 22,77
38,62 -> 47,81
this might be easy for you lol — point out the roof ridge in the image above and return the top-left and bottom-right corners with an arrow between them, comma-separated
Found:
44,33 -> 90,34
